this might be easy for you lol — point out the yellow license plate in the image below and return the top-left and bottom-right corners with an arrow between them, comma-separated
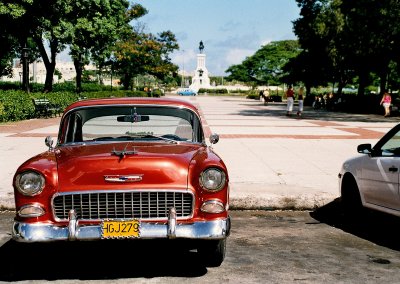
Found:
102,220 -> 140,239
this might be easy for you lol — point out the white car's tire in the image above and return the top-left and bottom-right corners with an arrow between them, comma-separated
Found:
341,175 -> 363,217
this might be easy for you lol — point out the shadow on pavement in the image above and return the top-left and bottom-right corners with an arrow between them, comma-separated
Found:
0,239 -> 207,281
237,101 -> 399,123
310,198 -> 400,251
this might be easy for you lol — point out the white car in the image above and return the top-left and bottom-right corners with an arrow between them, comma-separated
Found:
339,123 -> 400,217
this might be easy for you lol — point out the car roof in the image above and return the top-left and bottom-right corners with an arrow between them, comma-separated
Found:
63,97 -> 200,114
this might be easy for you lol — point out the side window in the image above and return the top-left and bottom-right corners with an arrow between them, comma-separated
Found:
65,113 -> 83,143
381,130 -> 400,156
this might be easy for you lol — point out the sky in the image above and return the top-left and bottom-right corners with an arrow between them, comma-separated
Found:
136,0 -> 300,76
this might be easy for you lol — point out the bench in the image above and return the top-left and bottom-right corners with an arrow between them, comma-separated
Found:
32,98 -> 62,118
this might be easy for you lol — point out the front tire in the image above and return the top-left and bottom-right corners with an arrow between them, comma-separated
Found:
197,239 -> 226,267
341,175 -> 363,218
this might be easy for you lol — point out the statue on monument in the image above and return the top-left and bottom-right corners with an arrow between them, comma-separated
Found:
190,40 -> 211,90
199,40 -> 204,54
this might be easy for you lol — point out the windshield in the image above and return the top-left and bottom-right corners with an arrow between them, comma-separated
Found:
59,105 -> 204,144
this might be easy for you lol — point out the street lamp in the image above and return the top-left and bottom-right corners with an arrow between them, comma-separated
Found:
181,50 -> 185,87
21,47 -> 30,93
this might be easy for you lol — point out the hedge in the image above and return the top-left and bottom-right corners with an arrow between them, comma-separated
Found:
198,88 -> 228,94
0,90 -> 155,122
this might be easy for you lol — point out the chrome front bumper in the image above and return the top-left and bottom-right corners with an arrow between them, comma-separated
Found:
12,209 -> 231,242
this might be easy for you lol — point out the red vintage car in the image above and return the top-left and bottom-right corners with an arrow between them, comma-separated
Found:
12,97 -> 230,266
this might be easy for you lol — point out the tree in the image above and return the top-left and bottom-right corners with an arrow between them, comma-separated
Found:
331,0 -> 400,95
0,3 -> 18,77
67,1 -> 146,93
115,30 -> 179,90
293,0 -> 342,94
0,34 -> 17,78
0,0 -> 38,81
225,63 -> 253,85
24,0 -> 74,92
1,0 -> 148,93
294,0 -> 400,96
225,40 -> 301,86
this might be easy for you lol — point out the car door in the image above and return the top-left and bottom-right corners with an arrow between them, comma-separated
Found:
360,126 -> 400,210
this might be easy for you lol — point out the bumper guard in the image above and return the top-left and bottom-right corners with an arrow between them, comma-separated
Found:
12,208 -> 231,242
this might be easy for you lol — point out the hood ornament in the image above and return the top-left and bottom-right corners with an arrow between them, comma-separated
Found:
104,174 -> 143,183
111,144 -> 137,158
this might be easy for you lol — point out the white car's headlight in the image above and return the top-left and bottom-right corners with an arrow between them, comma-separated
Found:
199,168 -> 226,191
15,171 -> 45,196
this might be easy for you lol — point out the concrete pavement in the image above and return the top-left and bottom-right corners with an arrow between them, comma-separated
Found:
0,95 -> 398,210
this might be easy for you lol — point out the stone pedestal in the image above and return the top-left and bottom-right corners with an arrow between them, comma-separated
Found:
190,53 -> 211,91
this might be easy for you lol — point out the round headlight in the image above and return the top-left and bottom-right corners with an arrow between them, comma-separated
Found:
15,171 -> 45,196
199,168 -> 226,191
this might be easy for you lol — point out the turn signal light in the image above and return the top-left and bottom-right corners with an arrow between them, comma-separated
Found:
18,204 -> 45,217
201,200 -> 225,214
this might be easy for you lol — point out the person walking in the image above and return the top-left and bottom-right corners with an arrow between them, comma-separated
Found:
285,85 -> 294,116
297,87 -> 304,117
380,91 -> 392,117
263,89 -> 270,105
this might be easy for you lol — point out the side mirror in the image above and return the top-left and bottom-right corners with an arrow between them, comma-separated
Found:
357,143 -> 372,154
209,133 -> 220,145
45,136 -> 54,150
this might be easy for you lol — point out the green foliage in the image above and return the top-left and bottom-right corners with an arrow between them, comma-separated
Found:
0,82 -> 120,93
80,90 -> 148,98
151,89 -> 163,97
198,88 -> 228,94
115,30 -> 179,90
0,89 -> 148,122
68,0 -> 140,92
225,40 -> 301,86
228,89 -> 247,94
51,83 -> 76,92
293,0 -> 400,95
246,93 -> 260,100
0,81 -> 20,90
0,90 -> 34,122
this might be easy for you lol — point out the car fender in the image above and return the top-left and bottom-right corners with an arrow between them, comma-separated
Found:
13,151 -> 59,221
339,155 -> 366,200
188,147 -> 229,219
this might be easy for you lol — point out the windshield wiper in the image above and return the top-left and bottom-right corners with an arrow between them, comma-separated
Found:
94,134 -> 179,144
128,134 -> 178,144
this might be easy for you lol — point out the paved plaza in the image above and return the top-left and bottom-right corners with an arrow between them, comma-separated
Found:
0,95 -> 398,210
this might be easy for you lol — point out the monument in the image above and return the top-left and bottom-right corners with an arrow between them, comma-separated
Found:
189,40 -> 211,91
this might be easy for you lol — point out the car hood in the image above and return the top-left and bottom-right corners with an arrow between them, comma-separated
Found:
56,142 -> 201,192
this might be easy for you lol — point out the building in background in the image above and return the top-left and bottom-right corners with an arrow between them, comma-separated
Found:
0,60 -> 96,84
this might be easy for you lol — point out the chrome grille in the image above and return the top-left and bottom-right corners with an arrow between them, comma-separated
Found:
53,191 -> 193,220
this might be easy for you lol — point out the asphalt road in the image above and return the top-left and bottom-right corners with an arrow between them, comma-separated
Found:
1,202 -> 400,283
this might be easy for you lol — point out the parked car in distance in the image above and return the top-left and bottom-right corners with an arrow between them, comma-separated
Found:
12,97 -> 230,267
339,123 -> 400,217
177,88 -> 197,96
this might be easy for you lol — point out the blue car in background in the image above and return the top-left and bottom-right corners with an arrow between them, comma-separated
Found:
177,88 -> 197,96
